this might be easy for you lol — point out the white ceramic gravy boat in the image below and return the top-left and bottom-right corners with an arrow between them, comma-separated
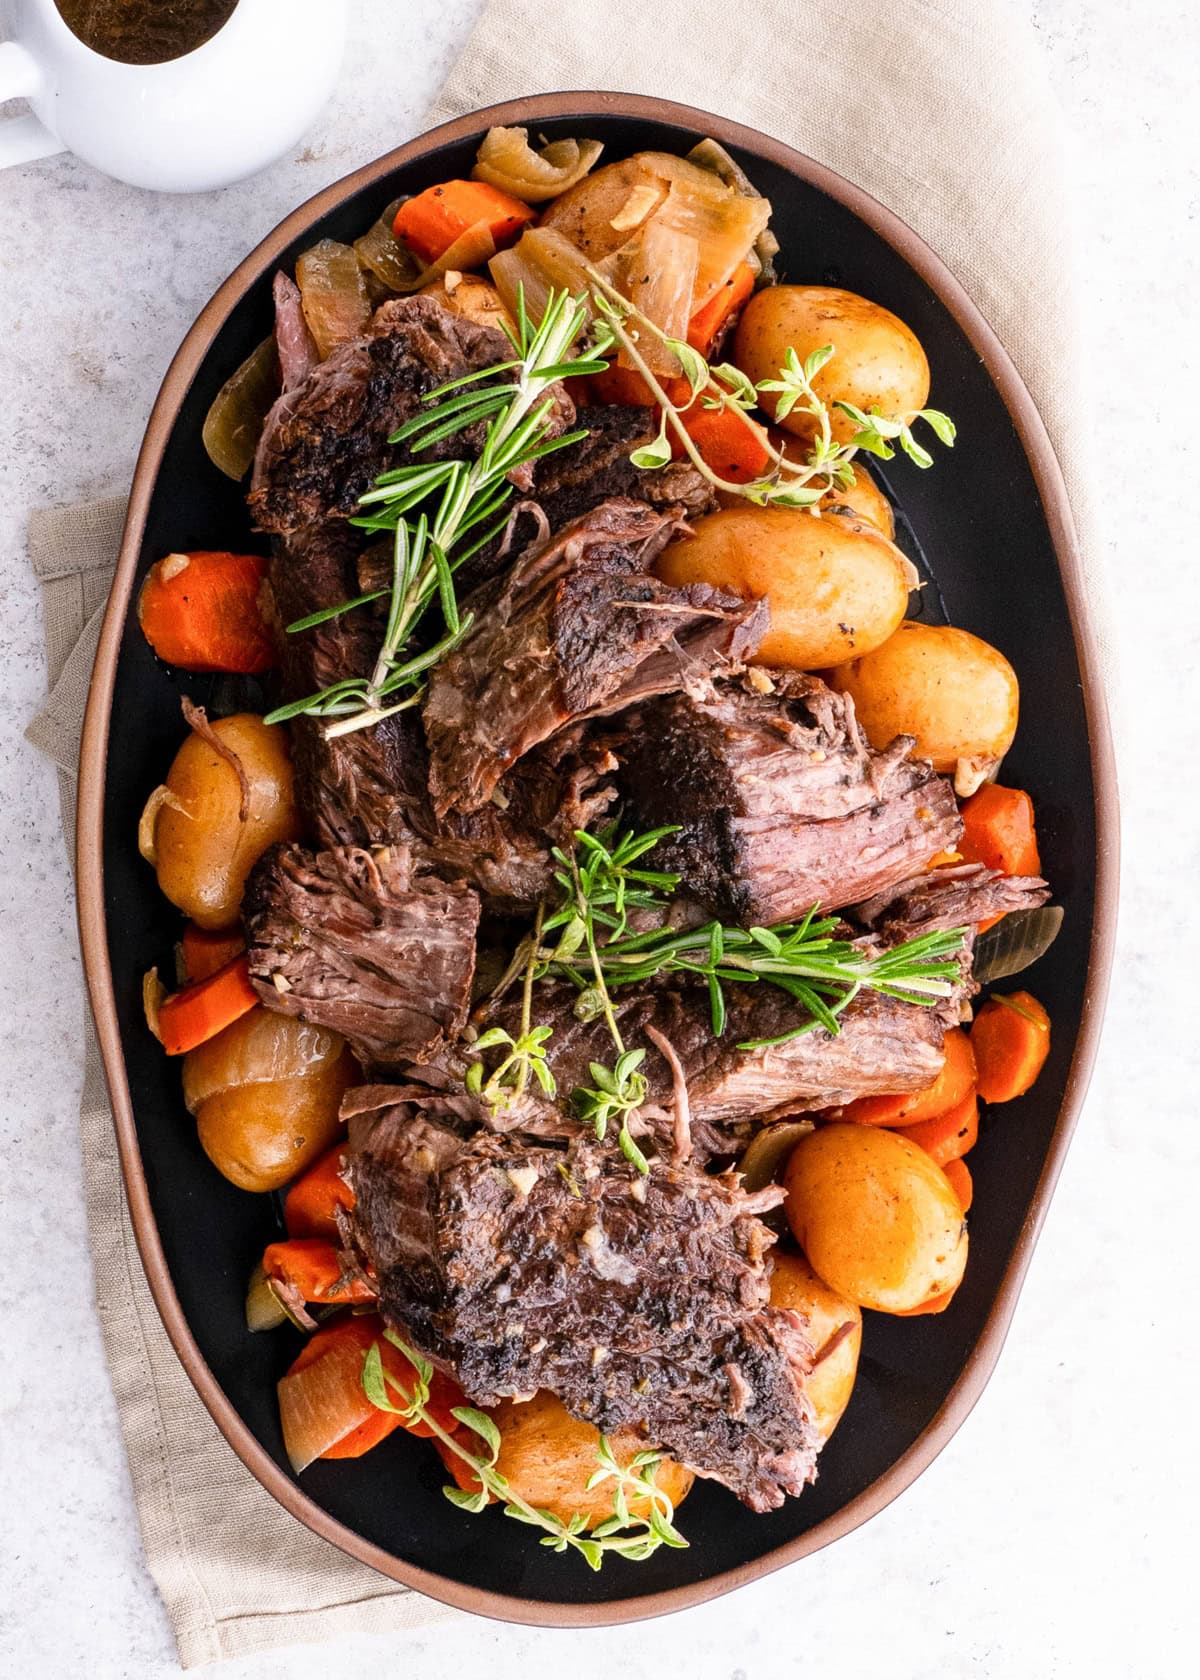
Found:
0,0 -> 348,191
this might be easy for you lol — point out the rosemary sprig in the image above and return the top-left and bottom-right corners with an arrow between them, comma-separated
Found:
586,273 -> 954,510
362,1331 -> 688,1570
265,288 -> 611,735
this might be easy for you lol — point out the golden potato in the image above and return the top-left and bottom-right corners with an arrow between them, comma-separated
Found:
828,621 -> 1019,792
453,1392 -> 694,1528
783,1123 -> 968,1313
819,463 -> 895,537
733,285 -> 930,444
184,1008 -> 354,1191
150,712 -> 301,929
656,504 -> 911,669
769,1249 -> 862,1441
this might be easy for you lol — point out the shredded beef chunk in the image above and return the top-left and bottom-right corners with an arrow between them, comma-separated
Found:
620,671 -> 963,926
244,843 -> 479,1072
851,861 -> 1050,939
347,1096 -> 819,1510
534,405 -> 719,527
423,498 -> 768,818
249,295 -> 573,535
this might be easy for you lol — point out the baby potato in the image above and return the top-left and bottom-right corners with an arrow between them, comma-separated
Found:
769,1249 -> 862,1441
656,504 -> 911,669
783,1123 -> 968,1313
734,285 -> 930,445
184,1008 -> 355,1191
150,712 -> 302,929
819,463 -> 895,537
454,1392 -> 694,1528
828,621 -> 1019,792
420,271 -> 513,334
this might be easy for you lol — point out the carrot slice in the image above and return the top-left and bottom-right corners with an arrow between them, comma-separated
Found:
971,990 -> 1051,1102
686,260 -> 756,354
179,922 -> 245,985
137,551 -> 273,674
942,1157 -> 974,1213
893,1089 -> 979,1166
673,402 -> 772,483
262,1239 -> 376,1306
285,1143 -> 355,1241
588,361 -> 690,407
840,1028 -> 977,1128
393,180 -> 534,264
893,1285 -> 959,1317
281,1314 -> 465,1470
958,784 -> 1041,878
157,955 -> 259,1055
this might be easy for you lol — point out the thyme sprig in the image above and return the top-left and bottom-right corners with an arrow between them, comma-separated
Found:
586,274 -> 955,510
362,1331 -> 688,1570
265,288 -> 611,736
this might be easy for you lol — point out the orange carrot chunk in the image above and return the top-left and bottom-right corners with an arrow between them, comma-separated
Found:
971,990 -> 1051,1103
673,401 -> 772,483
958,783 -> 1042,878
262,1238 -> 376,1306
942,1157 -> 974,1213
893,1285 -> 959,1317
893,1089 -> 979,1166
156,955 -> 259,1055
137,551 -> 274,674
686,260 -> 756,354
588,361 -> 690,408
393,180 -> 534,264
179,922 -> 245,985
280,1314 -> 465,1470
840,1028 -> 976,1128
284,1143 -> 356,1242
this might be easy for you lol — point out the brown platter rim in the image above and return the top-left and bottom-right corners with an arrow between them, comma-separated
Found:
74,90 -> 1119,1627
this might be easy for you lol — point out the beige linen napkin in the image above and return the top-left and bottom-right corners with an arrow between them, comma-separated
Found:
25,0 -> 1105,1665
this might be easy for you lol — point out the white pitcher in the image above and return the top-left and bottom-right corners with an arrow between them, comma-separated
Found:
0,0 -> 349,191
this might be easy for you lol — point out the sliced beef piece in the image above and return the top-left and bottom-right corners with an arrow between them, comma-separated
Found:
416,966 -> 962,1163
244,843 -> 480,1073
423,498 -> 769,819
346,1095 -> 819,1511
850,861 -> 1050,939
249,294 -> 573,535
534,404 -> 719,527
620,670 -> 963,927
272,272 -> 319,390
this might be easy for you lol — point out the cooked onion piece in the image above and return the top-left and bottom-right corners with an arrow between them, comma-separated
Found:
353,197 -> 424,292
489,226 -> 596,325
295,239 -> 372,359
472,126 -> 603,203
201,335 -> 281,481
608,220 -> 699,376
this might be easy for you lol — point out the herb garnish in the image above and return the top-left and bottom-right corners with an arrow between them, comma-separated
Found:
587,271 -> 955,509
362,1331 -> 688,1569
264,288 -> 612,736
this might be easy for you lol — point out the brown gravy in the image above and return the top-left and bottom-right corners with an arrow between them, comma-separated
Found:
55,0 -> 240,66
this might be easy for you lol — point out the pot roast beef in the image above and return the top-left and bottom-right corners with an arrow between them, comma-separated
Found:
249,294 -> 574,535
620,670 -> 963,926
244,843 -> 480,1072
850,860 -> 1050,939
346,1091 -> 820,1511
423,499 -> 769,819
534,404 -> 719,528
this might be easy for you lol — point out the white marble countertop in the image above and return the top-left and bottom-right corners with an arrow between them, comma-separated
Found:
2,2 -> 1196,1675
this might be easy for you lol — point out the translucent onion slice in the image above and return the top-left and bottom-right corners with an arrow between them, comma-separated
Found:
354,197 -> 424,292
277,1332 -> 379,1472
295,239 -> 372,360
609,220 -> 699,376
137,782 -> 187,865
201,335 -> 281,481
687,136 -> 780,281
142,968 -> 166,1044
651,176 -> 770,312
472,125 -> 603,203
245,1262 -> 292,1332
737,1119 -> 815,1194
489,226 -> 596,327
